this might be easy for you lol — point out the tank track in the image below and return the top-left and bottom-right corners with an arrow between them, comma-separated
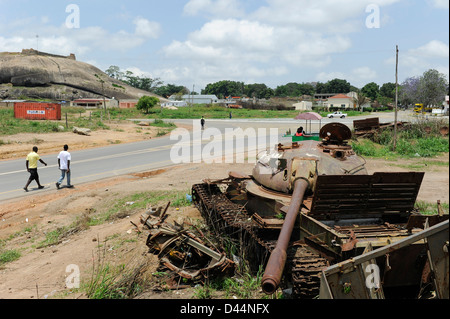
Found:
288,244 -> 328,299
192,182 -> 328,299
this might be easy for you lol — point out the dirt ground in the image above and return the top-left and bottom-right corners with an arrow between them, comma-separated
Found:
0,121 -> 187,160
0,125 -> 448,300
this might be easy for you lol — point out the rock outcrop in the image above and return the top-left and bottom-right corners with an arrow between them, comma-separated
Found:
0,49 -> 164,102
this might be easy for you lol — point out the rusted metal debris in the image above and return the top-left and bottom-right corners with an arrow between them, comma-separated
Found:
140,203 -> 235,284
353,117 -> 410,137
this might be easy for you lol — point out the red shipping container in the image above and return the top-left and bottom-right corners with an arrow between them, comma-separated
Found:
14,102 -> 62,121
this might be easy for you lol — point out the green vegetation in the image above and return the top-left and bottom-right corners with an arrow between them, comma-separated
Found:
87,190 -> 192,226
415,201 -> 449,216
0,108 -> 61,135
136,96 -> 160,114
0,249 -> 21,266
352,119 -> 449,158
84,242 -> 150,299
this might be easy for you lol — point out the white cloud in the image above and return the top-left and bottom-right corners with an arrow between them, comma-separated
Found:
160,0 -> 406,87
385,40 -> 450,81
316,71 -> 347,83
409,40 -> 449,59
251,0 -> 401,32
134,17 -> 161,39
183,0 -> 245,18
352,67 -> 378,81
428,0 -> 449,9
0,17 -> 161,58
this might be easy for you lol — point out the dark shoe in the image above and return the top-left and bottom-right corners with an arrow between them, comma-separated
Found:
23,187 -> 28,192
67,185 -> 74,188
38,186 -> 45,189
56,182 -> 60,189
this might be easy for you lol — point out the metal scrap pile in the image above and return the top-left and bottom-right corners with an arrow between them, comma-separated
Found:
140,202 -> 235,287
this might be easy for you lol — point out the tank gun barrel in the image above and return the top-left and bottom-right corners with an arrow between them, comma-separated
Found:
261,178 -> 309,295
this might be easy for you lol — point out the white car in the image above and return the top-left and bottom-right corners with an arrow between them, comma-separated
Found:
327,111 -> 347,119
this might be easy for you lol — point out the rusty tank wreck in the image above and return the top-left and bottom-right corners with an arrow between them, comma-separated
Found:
192,122 -> 449,299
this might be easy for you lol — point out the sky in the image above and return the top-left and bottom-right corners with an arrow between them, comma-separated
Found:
0,0 -> 448,92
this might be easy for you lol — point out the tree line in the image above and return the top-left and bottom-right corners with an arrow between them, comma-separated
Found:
106,65 -> 448,107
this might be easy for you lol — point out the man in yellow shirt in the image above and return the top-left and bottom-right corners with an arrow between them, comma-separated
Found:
24,146 -> 47,192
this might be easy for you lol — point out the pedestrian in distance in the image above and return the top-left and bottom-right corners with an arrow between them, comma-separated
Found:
201,116 -> 205,130
56,144 -> 73,189
24,146 -> 47,192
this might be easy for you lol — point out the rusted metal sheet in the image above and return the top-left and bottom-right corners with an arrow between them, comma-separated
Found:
319,220 -> 449,299
310,172 -> 424,220
425,219 -> 449,299
353,118 -> 380,136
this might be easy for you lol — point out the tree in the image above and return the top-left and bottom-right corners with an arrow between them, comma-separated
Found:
352,92 -> 370,111
399,76 -> 420,106
417,69 -> 448,106
105,65 -> 123,80
202,80 -> 245,99
154,84 -> 189,98
379,82 -> 396,99
325,78 -> 351,94
361,82 -> 380,101
399,69 -> 449,107
105,67 -> 164,93
136,96 -> 159,114
245,83 -> 274,99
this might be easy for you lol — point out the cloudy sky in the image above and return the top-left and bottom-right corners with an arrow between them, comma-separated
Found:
0,0 -> 448,91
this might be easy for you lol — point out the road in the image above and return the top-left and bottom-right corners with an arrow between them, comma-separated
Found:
0,111 -> 431,202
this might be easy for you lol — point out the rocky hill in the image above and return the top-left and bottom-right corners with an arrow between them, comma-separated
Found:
0,49 -> 164,102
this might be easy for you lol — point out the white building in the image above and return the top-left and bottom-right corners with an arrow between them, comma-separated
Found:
293,101 -> 313,111
178,95 -> 220,105
326,94 -> 354,109
161,100 -> 188,108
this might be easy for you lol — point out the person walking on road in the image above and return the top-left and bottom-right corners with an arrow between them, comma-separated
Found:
201,116 -> 205,130
56,144 -> 73,189
24,146 -> 47,192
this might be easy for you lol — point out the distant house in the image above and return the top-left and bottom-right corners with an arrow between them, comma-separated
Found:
347,91 -> 371,109
0,99 -> 27,107
326,94 -> 354,109
161,100 -> 188,108
119,100 -> 139,109
71,98 -> 119,108
293,101 -> 313,111
173,95 -> 220,105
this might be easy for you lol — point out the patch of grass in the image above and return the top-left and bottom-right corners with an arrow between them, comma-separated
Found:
156,129 -> 171,137
37,213 -> 91,248
354,119 -> 449,159
392,160 -> 449,171
84,244 -> 150,299
415,201 -> 449,216
88,190 -> 192,226
0,107 -> 109,136
0,249 -> 21,265
351,139 -> 396,158
150,119 -> 176,128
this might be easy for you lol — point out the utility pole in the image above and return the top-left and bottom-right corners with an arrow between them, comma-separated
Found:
393,45 -> 399,151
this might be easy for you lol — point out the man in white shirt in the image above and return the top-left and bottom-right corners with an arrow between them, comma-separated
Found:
56,144 -> 73,189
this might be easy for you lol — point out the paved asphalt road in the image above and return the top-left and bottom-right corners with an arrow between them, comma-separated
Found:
0,111 -> 428,202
